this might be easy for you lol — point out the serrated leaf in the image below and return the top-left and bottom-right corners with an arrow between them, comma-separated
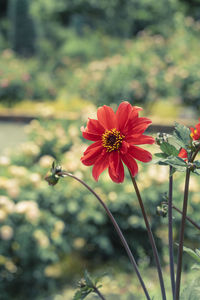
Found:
167,135 -> 182,149
160,142 -> 179,156
160,156 -> 187,172
173,122 -> 191,148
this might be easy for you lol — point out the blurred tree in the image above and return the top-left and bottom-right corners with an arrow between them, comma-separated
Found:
179,0 -> 200,19
8,0 -> 37,56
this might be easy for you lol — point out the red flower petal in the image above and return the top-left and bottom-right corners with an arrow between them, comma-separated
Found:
116,102 -> 132,131
87,118 -> 105,135
128,145 -> 152,162
126,134 -> 155,145
81,141 -> 103,166
108,151 -> 124,183
178,148 -> 188,161
82,128 -> 102,141
97,105 -> 117,130
92,151 -> 109,181
130,117 -> 152,134
121,153 -> 138,177
120,140 -> 129,154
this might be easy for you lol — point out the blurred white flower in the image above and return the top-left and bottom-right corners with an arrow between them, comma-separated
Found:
5,261 -> 17,273
39,155 -> 54,168
108,192 -> 117,201
8,165 -> 27,177
0,225 -> 13,240
15,201 -> 40,222
0,196 -> 15,214
0,210 -> 7,222
0,156 -> 10,166
29,173 -> 41,186
20,142 -> 40,157
6,179 -> 20,198
34,229 -> 49,248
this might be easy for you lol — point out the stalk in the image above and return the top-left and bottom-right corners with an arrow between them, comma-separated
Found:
129,171 -> 167,300
93,286 -> 107,300
59,171 -> 151,300
162,202 -> 200,232
175,169 -> 190,300
168,166 -> 175,299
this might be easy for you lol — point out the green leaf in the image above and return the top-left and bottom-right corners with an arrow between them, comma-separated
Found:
160,142 -> 179,156
173,122 -> 191,148
183,246 -> 200,263
154,153 -> 168,159
73,290 -> 91,300
181,277 -> 200,300
164,156 -> 187,169
84,270 -> 94,288
167,134 -> 182,149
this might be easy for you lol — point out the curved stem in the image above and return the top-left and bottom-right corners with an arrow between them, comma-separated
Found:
59,171 -> 151,300
129,171 -> 167,300
168,166 -> 175,299
175,169 -> 191,300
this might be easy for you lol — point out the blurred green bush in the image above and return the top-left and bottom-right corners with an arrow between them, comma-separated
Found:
0,114 -> 200,299
1,15 -> 200,110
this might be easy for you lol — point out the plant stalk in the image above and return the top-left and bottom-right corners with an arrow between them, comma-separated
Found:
129,171 -> 167,300
175,168 -> 191,300
93,286 -> 107,300
168,166 -> 175,299
60,171 -> 151,300
162,202 -> 200,232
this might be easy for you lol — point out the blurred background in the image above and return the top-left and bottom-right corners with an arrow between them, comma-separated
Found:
0,0 -> 200,299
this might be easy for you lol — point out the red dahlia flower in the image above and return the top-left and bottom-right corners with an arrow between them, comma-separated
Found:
81,102 -> 154,183
190,119 -> 200,140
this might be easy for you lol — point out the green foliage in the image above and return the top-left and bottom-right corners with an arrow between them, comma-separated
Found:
0,116 -> 200,299
73,270 -> 104,300
181,276 -> 200,300
0,49 -> 57,105
8,0 -> 37,56
154,123 -> 191,172
173,122 -> 191,148
183,246 -> 200,263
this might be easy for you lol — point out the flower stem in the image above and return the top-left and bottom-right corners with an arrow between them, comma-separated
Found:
60,171 -> 151,300
129,171 -> 167,300
175,168 -> 191,300
93,286 -> 107,300
162,202 -> 200,232
168,166 -> 175,299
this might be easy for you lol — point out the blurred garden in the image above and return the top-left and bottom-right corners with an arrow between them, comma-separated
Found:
0,0 -> 200,299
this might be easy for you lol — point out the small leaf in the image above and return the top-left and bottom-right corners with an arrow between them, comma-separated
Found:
84,270 -> 94,288
160,142 -> 179,156
173,122 -> 191,148
183,246 -> 200,263
154,153 -> 168,159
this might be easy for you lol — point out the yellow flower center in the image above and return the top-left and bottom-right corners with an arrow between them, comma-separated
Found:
191,129 -> 197,138
102,129 -> 124,152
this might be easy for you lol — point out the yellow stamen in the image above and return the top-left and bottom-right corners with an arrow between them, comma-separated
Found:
102,129 -> 124,152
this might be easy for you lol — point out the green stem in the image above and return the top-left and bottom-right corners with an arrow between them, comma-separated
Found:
175,168 -> 191,300
60,172 -> 151,300
168,166 -> 175,299
129,171 -> 167,300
